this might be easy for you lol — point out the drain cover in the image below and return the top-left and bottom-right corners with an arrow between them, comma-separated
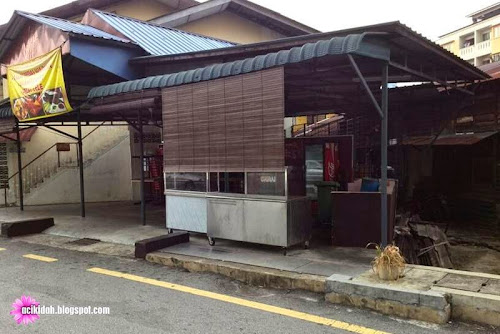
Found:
67,238 -> 101,246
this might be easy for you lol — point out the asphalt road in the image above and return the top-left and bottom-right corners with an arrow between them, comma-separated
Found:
0,238 -> 497,334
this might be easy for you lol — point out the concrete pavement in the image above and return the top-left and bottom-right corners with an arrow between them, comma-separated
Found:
0,238 -> 495,334
1,202 -> 168,245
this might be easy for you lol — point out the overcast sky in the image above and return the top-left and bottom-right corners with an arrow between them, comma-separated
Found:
0,0 -> 497,41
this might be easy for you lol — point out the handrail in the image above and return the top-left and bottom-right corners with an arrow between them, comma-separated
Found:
5,142 -> 76,182
2,121 -> 122,192
3,121 -> 107,184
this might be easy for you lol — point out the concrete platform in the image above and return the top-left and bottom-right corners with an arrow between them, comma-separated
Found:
157,234 -> 373,277
0,202 -> 168,245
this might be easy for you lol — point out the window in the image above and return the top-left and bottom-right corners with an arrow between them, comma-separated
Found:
482,31 -> 491,41
165,173 -> 207,192
209,172 -> 244,194
247,172 -> 286,196
0,144 -> 7,189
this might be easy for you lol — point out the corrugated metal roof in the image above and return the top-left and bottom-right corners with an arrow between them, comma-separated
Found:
401,132 -> 498,146
16,11 -> 130,44
89,33 -> 388,98
91,9 -> 234,56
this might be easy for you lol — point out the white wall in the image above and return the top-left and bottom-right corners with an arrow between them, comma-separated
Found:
1,124 -> 133,206
23,136 -> 132,205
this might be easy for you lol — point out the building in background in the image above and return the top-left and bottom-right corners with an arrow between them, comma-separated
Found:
437,2 -> 500,66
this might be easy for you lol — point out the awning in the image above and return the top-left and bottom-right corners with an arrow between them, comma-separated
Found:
401,131 -> 498,146
0,127 -> 37,143
88,34 -> 390,98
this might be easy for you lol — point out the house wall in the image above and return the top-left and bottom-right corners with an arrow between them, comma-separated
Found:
178,11 -> 286,44
69,0 -> 174,22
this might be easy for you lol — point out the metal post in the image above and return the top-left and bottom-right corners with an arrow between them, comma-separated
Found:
138,111 -> 146,225
15,122 -> 23,211
77,109 -> 86,217
381,62 -> 389,246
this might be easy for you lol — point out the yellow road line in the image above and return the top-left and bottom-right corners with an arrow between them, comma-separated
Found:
0,248 -> 5,251
88,267 -> 389,334
23,254 -> 58,262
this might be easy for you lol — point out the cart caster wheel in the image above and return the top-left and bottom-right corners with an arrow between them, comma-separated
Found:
304,241 -> 310,249
167,228 -> 174,234
208,237 -> 215,246
282,247 -> 287,256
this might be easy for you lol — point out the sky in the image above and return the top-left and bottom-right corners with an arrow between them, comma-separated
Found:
0,0 -> 498,41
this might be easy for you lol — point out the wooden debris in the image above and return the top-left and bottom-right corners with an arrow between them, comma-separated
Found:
394,215 -> 453,269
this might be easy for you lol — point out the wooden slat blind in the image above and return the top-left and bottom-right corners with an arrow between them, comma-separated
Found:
0,118 -> 15,135
162,67 -> 285,172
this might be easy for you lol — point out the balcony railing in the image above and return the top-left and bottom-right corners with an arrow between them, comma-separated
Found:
459,40 -> 491,59
460,45 -> 474,57
477,40 -> 491,53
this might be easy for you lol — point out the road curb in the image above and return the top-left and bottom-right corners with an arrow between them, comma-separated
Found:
325,274 -> 451,324
432,286 -> 500,327
145,252 -> 326,293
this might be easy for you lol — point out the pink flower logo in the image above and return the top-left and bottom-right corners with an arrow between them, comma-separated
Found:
10,295 -> 40,325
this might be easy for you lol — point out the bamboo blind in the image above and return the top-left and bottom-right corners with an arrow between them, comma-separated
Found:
162,67 -> 285,172
0,118 -> 15,135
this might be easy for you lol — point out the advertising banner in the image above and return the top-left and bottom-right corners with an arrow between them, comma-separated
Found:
7,48 -> 72,122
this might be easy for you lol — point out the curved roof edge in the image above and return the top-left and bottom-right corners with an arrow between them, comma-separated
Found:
88,33 -> 388,98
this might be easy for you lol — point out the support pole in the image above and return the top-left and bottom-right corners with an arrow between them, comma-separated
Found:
15,122 -> 23,211
381,62 -> 389,246
138,111 -> 146,225
77,109 -> 86,217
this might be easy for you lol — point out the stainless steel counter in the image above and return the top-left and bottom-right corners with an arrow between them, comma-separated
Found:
165,190 -> 312,248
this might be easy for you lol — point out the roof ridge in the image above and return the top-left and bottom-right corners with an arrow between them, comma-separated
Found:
89,8 -> 236,45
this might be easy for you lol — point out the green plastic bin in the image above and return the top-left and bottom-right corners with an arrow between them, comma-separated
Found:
316,181 -> 340,225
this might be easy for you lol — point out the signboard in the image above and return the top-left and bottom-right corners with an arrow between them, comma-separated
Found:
7,48 -> 72,122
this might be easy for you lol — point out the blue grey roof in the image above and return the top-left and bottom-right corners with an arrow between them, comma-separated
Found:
91,10 -> 235,56
88,33 -> 389,98
0,98 -> 12,119
0,106 -> 12,120
16,11 -> 131,44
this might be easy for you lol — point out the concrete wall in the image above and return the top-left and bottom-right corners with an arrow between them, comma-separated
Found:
178,11 -> 286,44
1,125 -> 132,206
23,136 -> 132,205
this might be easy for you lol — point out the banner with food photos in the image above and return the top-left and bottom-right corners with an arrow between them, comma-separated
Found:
7,48 -> 72,122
